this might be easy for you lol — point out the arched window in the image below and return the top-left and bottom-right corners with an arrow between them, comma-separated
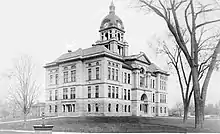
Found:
141,94 -> 148,101
105,32 -> 108,40
118,33 -> 120,41
95,103 -> 99,112
116,104 -> 119,112
128,105 -> 130,112
140,67 -> 145,74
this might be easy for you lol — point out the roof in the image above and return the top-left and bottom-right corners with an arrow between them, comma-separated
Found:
45,45 -> 123,67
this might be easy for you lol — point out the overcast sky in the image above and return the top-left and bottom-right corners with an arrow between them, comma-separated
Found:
0,0 -> 219,108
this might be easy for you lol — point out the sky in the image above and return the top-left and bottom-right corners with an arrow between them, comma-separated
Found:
0,0 -> 219,108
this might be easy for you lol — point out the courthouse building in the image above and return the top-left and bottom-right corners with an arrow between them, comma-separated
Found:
44,2 -> 169,117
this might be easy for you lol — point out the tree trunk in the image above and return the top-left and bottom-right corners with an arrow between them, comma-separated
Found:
183,103 -> 189,123
194,99 -> 205,128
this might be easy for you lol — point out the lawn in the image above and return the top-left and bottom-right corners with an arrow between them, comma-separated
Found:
0,116 -> 219,133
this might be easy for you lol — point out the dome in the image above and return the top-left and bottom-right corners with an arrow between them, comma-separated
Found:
100,1 -> 124,30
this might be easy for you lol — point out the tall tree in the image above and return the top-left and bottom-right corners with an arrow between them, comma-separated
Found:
7,55 -> 39,125
136,0 -> 220,128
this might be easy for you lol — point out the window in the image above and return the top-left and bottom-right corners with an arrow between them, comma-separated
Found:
96,67 -> 99,79
112,86 -> 115,98
125,105 -> 127,112
88,86 -> 91,98
55,74 -> 58,84
63,72 -> 68,83
164,107 -> 166,113
88,69 -> 92,80
71,70 -> 76,82
49,105 -> 52,113
63,105 -> 65,112
108,67 -> 111,79
108,104 -> 111,112
140,104 -> 142,111
88,104 -> 91,112
49,91 -> 52,101
108,86 -> 111,98
116,104 -> 119,112
124,73 -> 127,83
112,68 -> 115,80
140,76 -> 144,87
49,75 -> 53,84
95,104 -> 99,112
145,76 -> 148,88
72,104 -> 75,112
116,87 -> 119,98
116,69 -> 118,81
124,89 -> 126,100
55,90 -> 58,100
95,85 -> 99,98
70,87 -> 76,99
63,88 -> 68,99
55,105 -> 57,113
153,93 -> 155,102
153,107 -> 155,113
128,90 -> 130,100
128,74 -> 130,84
153,79 -> 155,88
128,105 -> 130,112
160,107 -> 162,113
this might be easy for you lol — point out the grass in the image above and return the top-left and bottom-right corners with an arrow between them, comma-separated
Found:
0,116 -> 219,133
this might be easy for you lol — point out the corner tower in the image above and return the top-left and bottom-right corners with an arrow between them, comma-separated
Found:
95,1 -> 128,56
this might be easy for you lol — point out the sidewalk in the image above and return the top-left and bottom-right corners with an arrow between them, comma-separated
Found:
0,129 -> 79,134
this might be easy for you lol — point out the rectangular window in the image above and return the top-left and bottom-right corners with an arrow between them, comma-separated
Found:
112,68 -> 115,80
55,74 -> 58,84
112,86 -> 115,98
164,107 -> 166,113
124,73 -> 127,83
49,91 -> 52,101
128,90 -> 130,100
160,107 -> 162,113
71,70 -> 76,82
145,76 -> 148,88
50,75 -> 53,84
128,74 -> 130,84
108,86 -> 111,98
116,69 -> 118,81
70,87 -> 76,99
153,107 -> 155,113
63,88 -> 68,99
116,104 -> 119,112
63,71 -> 68,83
72,104 -> 75,112
153,80 -> 155,88
125,105 -> 127,112
153,93 -> 155,102
49,105 -> 52,113
55,105 -> 57,112
88,104 -> 91,112
95,85 -> 99,98
55,90 -> 58,100
108,67 -> 111,80
95,104 -> 99,112
108,104 -> 111,112
124,89 -> 126,100
88,69 -> 92,80
128,105 -> 130,112
88,86 -> 91,98
96,67 -> 100,79
140,76 -> 144,87
116,87 -> 119,98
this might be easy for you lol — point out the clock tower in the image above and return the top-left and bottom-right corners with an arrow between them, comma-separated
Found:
95,1 -> 128,56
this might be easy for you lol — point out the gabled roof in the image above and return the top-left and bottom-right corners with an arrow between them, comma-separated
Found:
124,52 -> 151,65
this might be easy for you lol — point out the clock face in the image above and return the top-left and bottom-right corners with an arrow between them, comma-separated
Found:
104,22 -> 108,28
118,22 -> 121,28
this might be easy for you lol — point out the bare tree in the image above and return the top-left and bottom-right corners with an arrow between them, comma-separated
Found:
7,55 -> 39,125
136,0 -> 220,128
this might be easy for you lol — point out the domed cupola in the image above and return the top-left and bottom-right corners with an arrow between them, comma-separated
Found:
100,1 -> 124,31
95,1 -> 128,57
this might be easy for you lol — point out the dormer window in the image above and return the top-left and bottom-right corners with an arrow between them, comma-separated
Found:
140,67 -> 145,74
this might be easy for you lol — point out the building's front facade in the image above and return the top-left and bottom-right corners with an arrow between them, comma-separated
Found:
44,2 -> 169,117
